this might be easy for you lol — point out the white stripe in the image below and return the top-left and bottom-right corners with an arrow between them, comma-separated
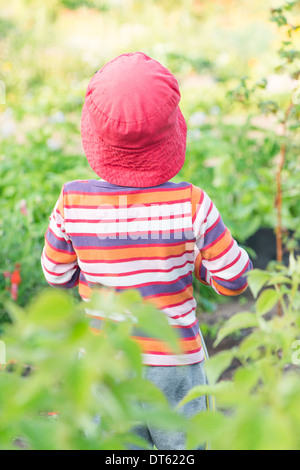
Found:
78,253 -> 194,275
65,217 -> 192,235
52,207 -> 64,227
42,251 -> 78,273
41,265 -> 77,285
85,308 -> 138,323
166,308 -> 197,327
83,263 -> 193,287
202,240 -> 241,271
142,350 -> 205,366
48,217 -> 68,239
193,191 -> 211,239
194,204 -> 219,248
210,248 -> 249,280
85,299 -> 197,328
163,296 -> 196,317
64,201 -> 191,221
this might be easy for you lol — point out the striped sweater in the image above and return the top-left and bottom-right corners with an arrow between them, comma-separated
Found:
41,179 -> 252,366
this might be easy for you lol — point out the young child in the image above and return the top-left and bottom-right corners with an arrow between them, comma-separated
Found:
41,52 -> 253,450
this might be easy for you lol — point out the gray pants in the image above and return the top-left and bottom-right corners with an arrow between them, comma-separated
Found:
130,360 -> 208,450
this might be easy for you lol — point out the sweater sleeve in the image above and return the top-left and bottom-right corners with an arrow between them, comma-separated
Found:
191,185 -> 253,296
41,185 -> 80,289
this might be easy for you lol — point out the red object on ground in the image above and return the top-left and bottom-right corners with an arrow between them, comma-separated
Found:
10,264 -> 21,301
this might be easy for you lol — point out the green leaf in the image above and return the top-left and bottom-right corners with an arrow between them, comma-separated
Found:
204,349 -> 237,385
247,269 -> 271,298
214,312 -> 259,346
27,289 -> 75,327
256,289 -> 279,315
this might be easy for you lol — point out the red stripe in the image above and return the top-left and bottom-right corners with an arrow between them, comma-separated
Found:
137,347 -> 202,356
203,200 -> 213,223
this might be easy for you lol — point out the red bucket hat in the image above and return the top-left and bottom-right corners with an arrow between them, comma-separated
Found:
81,52 -> 187,188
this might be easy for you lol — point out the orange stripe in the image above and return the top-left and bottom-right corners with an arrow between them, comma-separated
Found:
76,242 -> 194,261
65,188 -> 191,207
212,279 -> 247,296
57,190 -> 65,217
132,335 -> 201,354
194,252 -> 202,280
82,282 -> 194,311
87,331 -> 201,354
44,240 -> 77,263
145,287 -> 194,308
191,185 -> 203,220
201,229 -> 232,260
79,281 -> 93,298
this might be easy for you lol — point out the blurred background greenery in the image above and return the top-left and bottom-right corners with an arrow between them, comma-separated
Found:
1,0 -> 300,321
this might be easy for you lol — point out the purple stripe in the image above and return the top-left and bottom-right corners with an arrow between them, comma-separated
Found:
200,263 -> 208,282
137,273 -> 193,297
46,230 -> 77,255
48,268 -> 80,289
70,232 -> 195,248
64,180 -> 191,194
202,218 -> 227,249
213,262 -> 252,290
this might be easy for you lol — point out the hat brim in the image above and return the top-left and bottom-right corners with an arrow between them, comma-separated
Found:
81,101 -> 187,188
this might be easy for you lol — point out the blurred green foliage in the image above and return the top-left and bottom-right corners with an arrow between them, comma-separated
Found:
0,1 -> 300,317
0,288 -> 187,450
182,253 -> 300,450
1,255 -> 300,450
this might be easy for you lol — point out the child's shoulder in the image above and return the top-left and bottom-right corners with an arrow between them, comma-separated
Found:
62,179 -> 98,193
